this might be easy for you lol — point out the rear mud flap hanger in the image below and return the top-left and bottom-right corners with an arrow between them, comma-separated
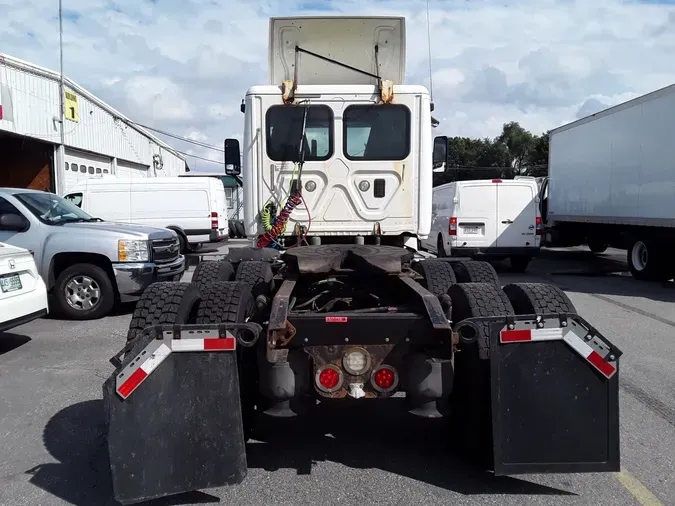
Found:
453,312 -> 622,379
109,322 -> 262,400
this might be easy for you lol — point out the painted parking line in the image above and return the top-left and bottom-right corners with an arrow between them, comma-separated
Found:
614,471 -> 663,506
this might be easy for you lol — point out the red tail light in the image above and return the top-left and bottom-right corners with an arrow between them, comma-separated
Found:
371,365 -> 398,393
448,217 -> 457,236
316,365 -> 343,393
536,216 -> 543,235
211,211 -> 218,230
492,179 -> 502,183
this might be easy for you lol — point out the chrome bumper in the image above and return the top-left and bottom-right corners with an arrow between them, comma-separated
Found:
112,255 -> 185,302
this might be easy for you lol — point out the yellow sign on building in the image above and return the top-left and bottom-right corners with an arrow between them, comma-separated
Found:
64,89 -> 79,122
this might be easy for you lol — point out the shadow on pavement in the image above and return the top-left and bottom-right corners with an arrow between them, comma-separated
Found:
248,399 -> 573,497
497,248 -> 675,304
26,400 -> 219,506
30,398 -> 574,506
0,332 -> 31,354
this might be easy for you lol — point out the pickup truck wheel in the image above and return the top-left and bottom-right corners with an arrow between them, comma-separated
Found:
53,263 -> 115,320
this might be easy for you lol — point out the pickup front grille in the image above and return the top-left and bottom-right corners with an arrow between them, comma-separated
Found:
151,238 -> 180,264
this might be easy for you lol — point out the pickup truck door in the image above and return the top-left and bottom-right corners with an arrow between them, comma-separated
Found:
0,196 -> 44,270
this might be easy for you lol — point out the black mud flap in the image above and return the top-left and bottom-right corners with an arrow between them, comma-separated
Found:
455,313 -> 622,476
103,323 -> 261,505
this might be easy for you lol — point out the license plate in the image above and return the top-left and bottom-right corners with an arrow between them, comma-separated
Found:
0,274 -> 22,293
463,227 -> 481,235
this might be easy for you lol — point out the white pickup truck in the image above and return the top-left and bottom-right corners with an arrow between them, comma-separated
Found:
0,242 -> 49,333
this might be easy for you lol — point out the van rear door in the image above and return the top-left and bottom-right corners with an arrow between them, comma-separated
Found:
495,181 -> 538,248
209,179 -> 228,239
456,182 -> 498,247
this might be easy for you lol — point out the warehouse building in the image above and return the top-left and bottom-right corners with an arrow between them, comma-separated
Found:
0,54 -> 189,196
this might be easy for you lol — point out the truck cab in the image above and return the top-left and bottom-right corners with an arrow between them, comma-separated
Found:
223,16 -> 436,249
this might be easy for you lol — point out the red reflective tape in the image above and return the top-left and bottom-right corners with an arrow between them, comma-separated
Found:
326,316 -> 348,323
587,350 -> 616,378
500,329 -> 531,342
204,337 -> 236,350
117,367 -> 148,397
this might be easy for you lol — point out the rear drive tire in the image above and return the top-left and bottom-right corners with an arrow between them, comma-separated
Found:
53,263 -> 115,320
502,282 -> 576,315
228,220 -> 237,238
447,282 -> 515,467
450,260 -> 500,285
412,259 -> 457,296
125,282 -> 201,346
191,260 -> 235,291
195,281 -> 257,441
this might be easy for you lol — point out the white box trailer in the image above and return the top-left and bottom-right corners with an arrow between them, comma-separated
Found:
542,83 -> 675,281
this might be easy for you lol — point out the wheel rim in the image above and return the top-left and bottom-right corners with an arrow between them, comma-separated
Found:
631,241 -> 648,271
65,275 -> 101,311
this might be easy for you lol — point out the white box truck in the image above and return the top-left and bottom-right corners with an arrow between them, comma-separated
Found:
541,83 -> 675,281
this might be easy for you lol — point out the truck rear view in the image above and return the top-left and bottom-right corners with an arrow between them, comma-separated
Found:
102,15 -> 623,505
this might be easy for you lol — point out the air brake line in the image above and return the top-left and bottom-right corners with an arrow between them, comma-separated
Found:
256,103 -> 310,249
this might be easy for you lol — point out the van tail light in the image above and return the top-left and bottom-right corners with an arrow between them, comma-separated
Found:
211,212 -> 218,230
449,217 -> 457,236
536,216 -> 543,235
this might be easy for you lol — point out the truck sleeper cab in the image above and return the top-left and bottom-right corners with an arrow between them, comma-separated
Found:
238,84 -> 433,248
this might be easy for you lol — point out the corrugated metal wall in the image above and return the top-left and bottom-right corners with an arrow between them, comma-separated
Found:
0,58 -> 187,177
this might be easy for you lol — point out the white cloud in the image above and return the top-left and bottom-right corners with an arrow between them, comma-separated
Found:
2,0 -> 675,169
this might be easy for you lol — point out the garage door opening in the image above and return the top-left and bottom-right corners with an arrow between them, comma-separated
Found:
0,133 -> 54,192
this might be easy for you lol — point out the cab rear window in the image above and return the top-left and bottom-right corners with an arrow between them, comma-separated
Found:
265,105 -> 333,162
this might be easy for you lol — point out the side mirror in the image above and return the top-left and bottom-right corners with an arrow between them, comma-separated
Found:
432,136 -> 448,170
0,213 -> 27,232
224,138 -> 241,176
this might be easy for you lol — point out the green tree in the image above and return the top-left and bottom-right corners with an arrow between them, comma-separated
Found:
434,122 -> 549,186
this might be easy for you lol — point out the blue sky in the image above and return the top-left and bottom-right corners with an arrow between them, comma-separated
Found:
2,0 -> 675,170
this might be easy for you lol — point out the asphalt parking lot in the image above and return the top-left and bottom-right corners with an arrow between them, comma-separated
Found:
1,242 -> 674,506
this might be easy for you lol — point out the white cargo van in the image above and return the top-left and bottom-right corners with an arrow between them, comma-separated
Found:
421,178 -> 542,271
63,176 -> 228,253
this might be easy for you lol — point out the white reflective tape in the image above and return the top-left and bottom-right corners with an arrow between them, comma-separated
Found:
529,328 -> 564,341
563,331 -> 594,359
171,339 -> 205,352
139,343 -> 172,374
